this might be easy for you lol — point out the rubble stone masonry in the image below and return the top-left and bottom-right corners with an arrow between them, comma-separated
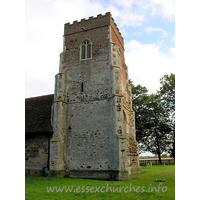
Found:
49,12 -> 141,180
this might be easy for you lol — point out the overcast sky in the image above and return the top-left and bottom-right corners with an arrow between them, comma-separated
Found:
25,0 -> 175,98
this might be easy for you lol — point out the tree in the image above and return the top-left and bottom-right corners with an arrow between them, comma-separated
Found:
130,80 -> 172,163
158,73 -> 175,159
130,80 -> 149,143
139,94 -> 171,164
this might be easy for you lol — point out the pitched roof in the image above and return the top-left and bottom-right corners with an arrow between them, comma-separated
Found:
25,94 -> 54,133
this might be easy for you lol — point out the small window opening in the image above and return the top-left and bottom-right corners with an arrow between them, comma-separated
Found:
81,82 -> 84,92
81,39 -> 91,60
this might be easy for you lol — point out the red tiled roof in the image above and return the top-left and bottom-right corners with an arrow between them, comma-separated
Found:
25,94 -> 54,133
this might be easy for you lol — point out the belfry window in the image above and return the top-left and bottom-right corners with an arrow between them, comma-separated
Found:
81,39 -> 92,60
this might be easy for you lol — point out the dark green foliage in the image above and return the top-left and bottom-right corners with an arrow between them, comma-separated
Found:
129,80 -> 149,143
130,73 -> 175,162
158,74 -> 175,159
158,73 -> 175,117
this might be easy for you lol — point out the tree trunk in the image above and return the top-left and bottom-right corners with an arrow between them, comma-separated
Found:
158,149 -> 162,164
173,128 -> 175,161
155,129 -> 162,164
172,137 -> 175,164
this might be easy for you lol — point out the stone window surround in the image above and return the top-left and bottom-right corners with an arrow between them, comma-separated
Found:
80,39 -> 92,60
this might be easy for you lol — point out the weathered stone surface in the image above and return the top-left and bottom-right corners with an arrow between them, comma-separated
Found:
47,12 -> 141,180
25,133 -> 52,176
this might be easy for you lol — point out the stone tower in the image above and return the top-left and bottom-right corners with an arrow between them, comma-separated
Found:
49,12 -> 141,180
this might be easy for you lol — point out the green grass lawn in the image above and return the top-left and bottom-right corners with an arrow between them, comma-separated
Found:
25,164 -> 175,200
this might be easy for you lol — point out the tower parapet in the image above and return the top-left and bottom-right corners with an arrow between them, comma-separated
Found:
64,12 -> 123,45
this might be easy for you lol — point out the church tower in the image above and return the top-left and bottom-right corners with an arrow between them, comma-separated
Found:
49,12 -> 141,180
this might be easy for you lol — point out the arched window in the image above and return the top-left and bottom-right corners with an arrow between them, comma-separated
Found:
81,39 -> 92,60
